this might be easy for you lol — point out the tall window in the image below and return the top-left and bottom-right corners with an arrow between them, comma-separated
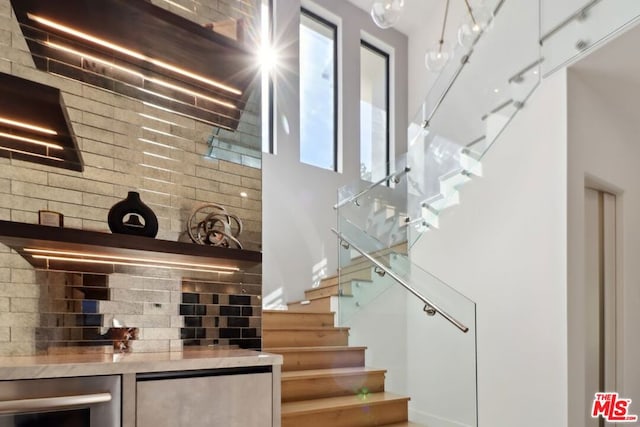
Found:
299,9 -> 337,171
360,41 -> 389,182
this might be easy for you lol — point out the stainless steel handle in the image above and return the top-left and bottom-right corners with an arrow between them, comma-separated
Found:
332,228 -> 469,333
0,392 -> 112,415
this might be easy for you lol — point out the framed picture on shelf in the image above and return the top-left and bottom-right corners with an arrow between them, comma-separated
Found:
38,210 -> 64,227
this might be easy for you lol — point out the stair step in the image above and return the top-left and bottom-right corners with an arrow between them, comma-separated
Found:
344,242 -> 408,268
287,296 -> 334,312
265,346 -> 366,372
383,423 -> 424,427
282,367 -> 386,402
281,392 -> 409,427
262,327 -> 349,348
305,281 -> 364,300
263,310 -> 335,328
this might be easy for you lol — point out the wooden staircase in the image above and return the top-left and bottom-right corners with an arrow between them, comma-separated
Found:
263,262 -> 418,427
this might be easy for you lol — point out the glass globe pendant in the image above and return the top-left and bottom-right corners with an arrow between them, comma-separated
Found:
370,0 -> 405,29
458,0 -> 494,50
425,41 -> 453,72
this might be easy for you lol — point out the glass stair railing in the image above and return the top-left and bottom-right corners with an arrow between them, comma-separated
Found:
334,214 -> 477,426
541,0 -> 640,76
406,0 -> 541,248
330,1 -> 640,426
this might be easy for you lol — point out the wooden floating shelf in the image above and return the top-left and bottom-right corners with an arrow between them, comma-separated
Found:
0,220 -> 261,274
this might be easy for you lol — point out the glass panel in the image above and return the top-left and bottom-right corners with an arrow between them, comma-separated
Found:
299,10 -> 336,171
541,0 -> 640,75
360,42 -> 389,182
407,0 -> 540,249
336,210 -> 477,427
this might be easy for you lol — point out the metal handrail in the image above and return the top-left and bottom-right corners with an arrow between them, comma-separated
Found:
333,166 -> 410,210
331,229 -> 469,333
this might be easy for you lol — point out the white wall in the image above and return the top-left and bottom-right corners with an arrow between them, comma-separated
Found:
408,71 -> 568,427
567,64 -> 640,426
262,0 -> 408,305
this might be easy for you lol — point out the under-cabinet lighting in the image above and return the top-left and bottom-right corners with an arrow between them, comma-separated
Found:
31,255 -> 235,274
0,116 -> 57,135
0,131 -> 63,150
25,248 -> 240,273
46,41 -> 237,110
0,145 -> 64,161
145,77 -> 236,110
30,14 -> 242,96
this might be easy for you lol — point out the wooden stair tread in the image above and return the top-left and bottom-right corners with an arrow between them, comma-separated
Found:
263,309 -> 336,315
263,326 -> 349,331
265,345 -> 367,352
282,367 -> 385,380
383,423 -> 424,426
282,392 -> 410,416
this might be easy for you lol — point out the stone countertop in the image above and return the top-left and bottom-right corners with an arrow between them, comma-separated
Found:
0,349 -> 283,380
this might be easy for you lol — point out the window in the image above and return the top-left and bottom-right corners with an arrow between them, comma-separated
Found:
299,9 -> 337,171
360,41 -> 389,182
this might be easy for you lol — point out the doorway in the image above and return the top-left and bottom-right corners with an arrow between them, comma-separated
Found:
584,187 -> 617,427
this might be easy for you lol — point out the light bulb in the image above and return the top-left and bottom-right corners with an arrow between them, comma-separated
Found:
371,0 -> 404,29
425,41 -> 453,72
457,2 -> 494,50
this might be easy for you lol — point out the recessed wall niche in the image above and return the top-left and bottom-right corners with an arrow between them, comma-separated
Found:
0,0 -> 263,356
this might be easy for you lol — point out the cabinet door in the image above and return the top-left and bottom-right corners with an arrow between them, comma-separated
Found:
136,372 -> 272,427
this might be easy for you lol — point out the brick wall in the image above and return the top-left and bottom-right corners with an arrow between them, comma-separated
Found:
0,0 -> 262,356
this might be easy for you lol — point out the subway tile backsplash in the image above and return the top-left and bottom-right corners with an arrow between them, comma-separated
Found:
0,0 -> 262,356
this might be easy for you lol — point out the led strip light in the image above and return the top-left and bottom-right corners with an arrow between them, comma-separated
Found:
25,248 -> 240,274
46,41 -> 237,110
29,14 -> 242,95
0,130 -> 63,150
0,116 -> 57,135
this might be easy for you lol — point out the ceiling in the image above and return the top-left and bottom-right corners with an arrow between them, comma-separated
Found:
347,0 -> 440,35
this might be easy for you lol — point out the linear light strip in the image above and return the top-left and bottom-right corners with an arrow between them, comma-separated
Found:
143,151 -> 178,162
138,113 -> 184,128
0,131 -> 63,150
139,163 -> 175,174
32,254 -> 235,274
46,41 -> 237,109
25,248 -> 240,271
161,0 -> 194,14
30,14 -> 242,95
138,138 -> 179,151
0,145 -> 64,161
142,102 -> 234,132
0,117 -> 57,135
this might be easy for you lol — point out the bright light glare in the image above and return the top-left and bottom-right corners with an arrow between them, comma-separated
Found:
258,44 -> 278,72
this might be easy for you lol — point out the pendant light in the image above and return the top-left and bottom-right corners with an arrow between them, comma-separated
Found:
425,0 -> 453,72
457,0 -> 494,50
370,0 -> 405,29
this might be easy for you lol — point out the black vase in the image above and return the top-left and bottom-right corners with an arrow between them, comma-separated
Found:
108,191 -> 158,238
